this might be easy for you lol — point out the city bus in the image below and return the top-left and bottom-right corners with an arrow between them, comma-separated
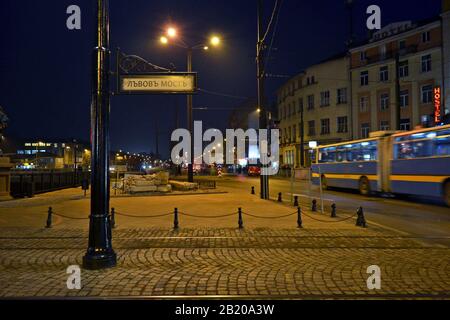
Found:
311,124 -> 450,206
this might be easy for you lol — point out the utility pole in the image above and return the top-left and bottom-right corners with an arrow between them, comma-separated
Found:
257,0 -> 269,199
83,0 -> 116,270
299,102 -> 304,167
395,52 -> 401,130
154,118 -> 159,158
346,0 -> 355,139
187,48 -> 194,182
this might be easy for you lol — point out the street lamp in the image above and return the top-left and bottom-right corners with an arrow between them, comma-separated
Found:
159,26 -> 221,182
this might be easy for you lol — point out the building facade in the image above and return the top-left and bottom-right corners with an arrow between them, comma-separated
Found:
350,17 -> 445,138
14,139 -> 89,169
278,4 -> 450,168
277,55 -> 351,167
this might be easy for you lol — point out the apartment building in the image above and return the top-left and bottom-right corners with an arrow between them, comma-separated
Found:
350,17 -> 444,138
277,54 -> 351,167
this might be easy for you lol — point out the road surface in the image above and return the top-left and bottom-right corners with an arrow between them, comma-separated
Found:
215,175 -> 450,246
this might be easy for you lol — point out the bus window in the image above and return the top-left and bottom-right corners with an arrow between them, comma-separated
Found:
318,147 -> 336,163
347,141 -> 377,161
394,128 -> 450,159
435,129 -> 450,156
336,146 -> 346,162
395,142 -> 413,159
318,141 -> 377,163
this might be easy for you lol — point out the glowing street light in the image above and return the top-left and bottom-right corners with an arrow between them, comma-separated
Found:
167,27 -> 177,38
210,35 -> 220,46
160,36 -> 168,44
158,25 -> 222,183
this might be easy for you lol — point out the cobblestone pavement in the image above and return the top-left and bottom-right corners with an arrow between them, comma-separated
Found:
0,227 -> 449,298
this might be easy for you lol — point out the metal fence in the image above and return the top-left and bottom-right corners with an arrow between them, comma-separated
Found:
10,170 -> 89,198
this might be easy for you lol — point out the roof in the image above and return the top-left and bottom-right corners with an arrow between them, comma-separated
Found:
349,15 -> 441,50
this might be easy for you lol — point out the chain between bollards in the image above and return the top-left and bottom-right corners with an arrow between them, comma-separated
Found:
174,208 -> 179,230
297,207 -> 302,228
238,207 -> 243,229
46,207 -> 52,228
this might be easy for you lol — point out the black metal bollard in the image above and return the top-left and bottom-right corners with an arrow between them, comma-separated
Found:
110,207 -> 116,229
311,199 -> 317,212
238,207 -> 243,229
331,203 -> 337,218
293,195 -> 299,207
173,208 -> 179,230
297,207 -> 302,228
278,192 -> 282,202
46,207 -> 52,228
251,186 -> 255,195
356,207 -> 367,228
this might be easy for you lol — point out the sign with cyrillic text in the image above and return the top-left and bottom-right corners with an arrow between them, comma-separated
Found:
119,73 -> 196,94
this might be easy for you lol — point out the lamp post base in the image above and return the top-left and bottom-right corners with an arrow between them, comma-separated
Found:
82,251 -> 117,270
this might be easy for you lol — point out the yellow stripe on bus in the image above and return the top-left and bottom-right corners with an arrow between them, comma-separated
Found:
390,175 -> 450,183
312,173 -> 378,180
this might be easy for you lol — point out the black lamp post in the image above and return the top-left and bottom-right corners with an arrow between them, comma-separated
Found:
82,0 -> 116,270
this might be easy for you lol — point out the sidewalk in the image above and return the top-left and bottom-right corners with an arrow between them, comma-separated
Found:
0,186 -> 365,230
1,186 -> 449,298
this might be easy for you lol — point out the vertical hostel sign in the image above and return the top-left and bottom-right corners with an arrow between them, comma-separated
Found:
434,86 -> 441,124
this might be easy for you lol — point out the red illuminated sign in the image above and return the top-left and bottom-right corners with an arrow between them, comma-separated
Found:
434,86 -> 441,124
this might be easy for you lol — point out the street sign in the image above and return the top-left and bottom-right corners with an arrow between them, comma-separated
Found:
119,72 -> 197,94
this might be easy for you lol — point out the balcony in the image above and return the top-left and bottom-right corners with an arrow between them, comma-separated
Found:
362,45 -> 418,65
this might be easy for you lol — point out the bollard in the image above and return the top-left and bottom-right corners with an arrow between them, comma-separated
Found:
311,199 -> 317,212
46,207 -> 52,228
251,186 -> 255,195
110,207 -> 116,229
278,192 -> 282,202
356,207 -> 367,228
238,207 -> 243,229
293,195 -> 299,207
173,208 -> 179,230
331,203 -> 337,218
297,207 -> 302,228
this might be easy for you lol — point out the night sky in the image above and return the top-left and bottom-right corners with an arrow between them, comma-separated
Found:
0,0 -> 442,158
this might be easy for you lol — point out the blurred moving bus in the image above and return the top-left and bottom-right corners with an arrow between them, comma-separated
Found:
311,124 -> 450,206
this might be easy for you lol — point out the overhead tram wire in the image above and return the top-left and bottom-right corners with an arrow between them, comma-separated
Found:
263,0 -> 283,75
261,0 -> 280,44
198,88 -> 249,100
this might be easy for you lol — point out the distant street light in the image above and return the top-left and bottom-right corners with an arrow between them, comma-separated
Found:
160,36 -> 168,44
159,26 -> 222,182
